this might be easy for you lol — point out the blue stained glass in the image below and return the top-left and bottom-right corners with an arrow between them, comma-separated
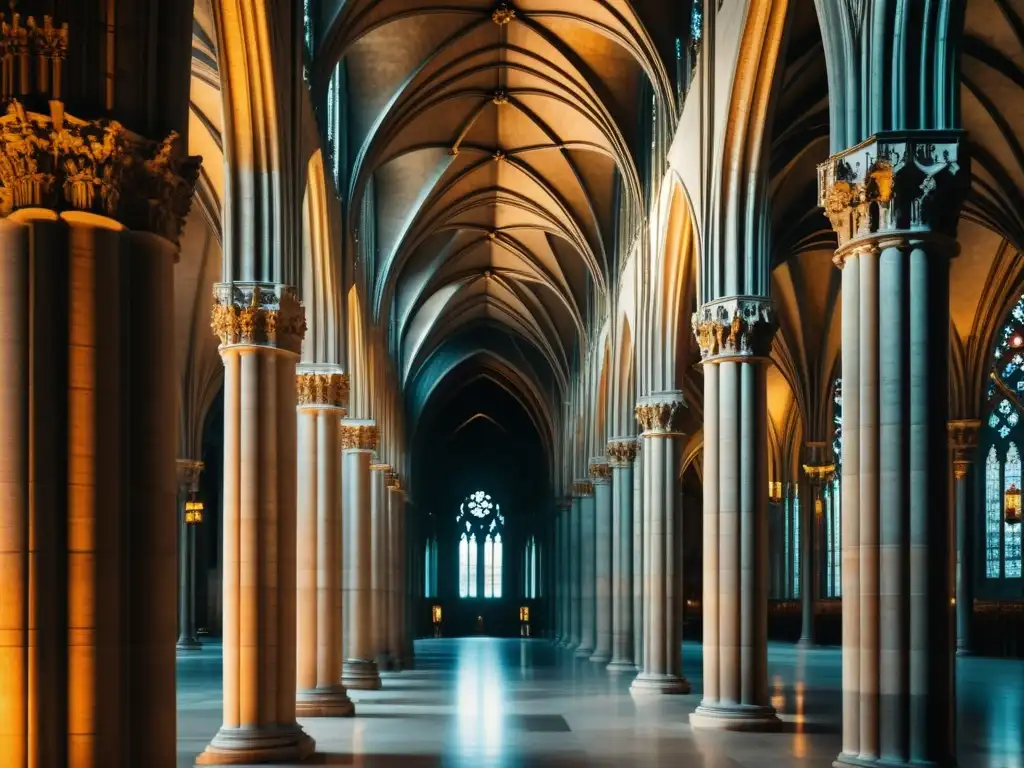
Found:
1000,399 -> 1013,415
1000,426 -> 1012,439
990,413 -> 1002,428
1010,412 -> 1019,427
1006,363 -> 1019,376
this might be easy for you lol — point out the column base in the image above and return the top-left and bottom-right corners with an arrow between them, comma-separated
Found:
796,637 -> 817,650
606,658 -> 637,673
573,644 -> 595,659
342,659 -> 381,690
589,650 -> 612,664
176,638 -> 202,652
630,672 -> 690,695
689,703 -> 781,731
956,647 -> 971,657
296,686 -> 355,717
195,723 -> 315,765
834,752 -> 945,768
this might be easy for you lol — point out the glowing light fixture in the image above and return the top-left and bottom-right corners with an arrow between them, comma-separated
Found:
432,605 -> 442,624
519,606 -> 530,622
768,481 -> 782,503
185,495 -> 204,525
1005,482 -> 1022,525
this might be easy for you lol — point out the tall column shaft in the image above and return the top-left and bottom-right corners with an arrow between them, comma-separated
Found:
295,368 -> 353,717
633,445 -> 644,670
575,482 -> 596,658
948,421 -> 978,658
608,439 -> 638,671
569,494 -> 582,649
800,445 -> 834,648
387,480 -> 405,671
370,462 -> 392,671
821,133 -> 963,767
691,298 -> 778,730
553,507 -> 563,642
631,393 -> 689,695
558,501 -> 572,647
590,461 -> 613,663
341,421 -> 382,690
176,460 -> 204,651
200,283 -> 314,764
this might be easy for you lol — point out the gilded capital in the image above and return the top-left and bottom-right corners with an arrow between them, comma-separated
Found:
341,419 -> 379,451
0,100 -> 200,243
296,366 -> 349,409
635,391 -> 686,436
607,437 -> 638,466
572,479 -> 594,497
802,463 -> 836,486
817,131 -> 967,254
693,296 -> 776,361
953,460 -> 970,481
211,282 -> 306,354
948,419 -> 981,465
589,459 -> 611,484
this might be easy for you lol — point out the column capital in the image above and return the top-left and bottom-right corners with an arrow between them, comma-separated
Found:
369,462 -> 392,473
635,391 -> 686,437
572,479 -> 594,497
296,365 -> 349,410
607,437 -> 638,466
802,463 -> 836,487
589,459 -> 611,485
0,100 -> 201,244
818,130 -> 968,259
176,459 -> 204,492
386,471 -> 401,490
948,419 -> 981,465
211,282 -> 306,354
340,419 -> 379,451
692,296 -> 776,362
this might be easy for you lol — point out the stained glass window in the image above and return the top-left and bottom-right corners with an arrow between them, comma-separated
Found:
1007,444 -> 1022,578
791,486 -> 801,598
987,446 -> 1002,578
457,491 -> 504,598
827,378 -> 842,598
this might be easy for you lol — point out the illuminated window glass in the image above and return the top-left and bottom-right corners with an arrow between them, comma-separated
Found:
1006,444 -> 1022,578
987,446 -> 1002,578
456,491 -> 504,598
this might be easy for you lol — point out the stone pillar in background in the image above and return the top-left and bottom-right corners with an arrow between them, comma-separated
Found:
948,420 -> 979,657
568,490 -> 583,651
387,474 -> 406,671
557,498 -> 573,647
553,503 -> 564,643
820,133 -> 965,766
574,479 -> 596,659
798,443 -> 834,649
590,460 -> 613,664
633,443 -> 644,670
370,461 -> 393,671
607,438 -> 638,672
295,367 -> 353,717
690,298 -> 779,730
199,283 -> 314,764
176,460 -> 205,651
631,393 -> 689,695
341,420 -> 382,690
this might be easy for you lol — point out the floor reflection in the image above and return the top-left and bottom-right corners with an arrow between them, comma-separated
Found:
455,639 -> 506,760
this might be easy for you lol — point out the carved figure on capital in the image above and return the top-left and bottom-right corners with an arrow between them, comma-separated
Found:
607,439 -> 638,466
211,283 -> 307,354
692,297 -> 776,361
589,461 -> 611,483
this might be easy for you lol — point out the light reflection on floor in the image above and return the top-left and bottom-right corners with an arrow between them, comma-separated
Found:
176,638 -> 1024,767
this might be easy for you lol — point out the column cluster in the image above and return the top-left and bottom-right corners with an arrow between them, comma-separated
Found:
606,438 -> 638,672
948,420 -> 979,657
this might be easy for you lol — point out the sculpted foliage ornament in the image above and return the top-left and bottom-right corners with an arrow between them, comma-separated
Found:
607,438 -> 638,466
296,371 -> 349,409
589,461 -> 611,483
341,423 -> 379,451
492,2 -> 516,25
572,480 -> 593,497
635,392 -> 686,435
693,296 -> 776,361
817,131 -> 966,253
0,100 -> 200,243
210,282 -> 306,354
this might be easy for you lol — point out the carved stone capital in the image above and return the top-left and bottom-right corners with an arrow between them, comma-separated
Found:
296,365 -> 349,409
635,391 -> 686,436
211,282 -> 306,354
589,459 -> 611,484
693,296 -> 776,361
0,100 -> 200,244
176,459 -> 204,492
948,419 -> 980,465
341,419 -> 378,452
802,463 -> 836,487
953,460 -> 970,481
817,131 -> 967,253
572,479 -> 594,498
607,437 -> 638,466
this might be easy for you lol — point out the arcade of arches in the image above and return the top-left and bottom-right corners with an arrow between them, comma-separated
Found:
1,0 -> 1023,767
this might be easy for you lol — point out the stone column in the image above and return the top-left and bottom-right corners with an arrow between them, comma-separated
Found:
690,298 -> 779,730
552,504 -> 562,643
387,475 -> 405,671
568,492 -> 582,650
798,445 -> 834,649
340,420 -> 382,690
607,438 -> 638,672
557,498 -> 572,647
590,460 -> 613,664
633,443 -> 644,670
820,133 -> 964,767
295,367 -> 353,717
631,393 -> 690,695
574,479 -> 596,658
949,420 -> 979,656
176,460 -> 204,651
199,283 -> 314,764
370,461 -> 392,671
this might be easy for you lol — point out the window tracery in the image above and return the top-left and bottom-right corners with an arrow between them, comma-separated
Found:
457,491 -> 504,598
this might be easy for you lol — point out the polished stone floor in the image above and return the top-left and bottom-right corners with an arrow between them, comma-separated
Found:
177,638 -> 1024,767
